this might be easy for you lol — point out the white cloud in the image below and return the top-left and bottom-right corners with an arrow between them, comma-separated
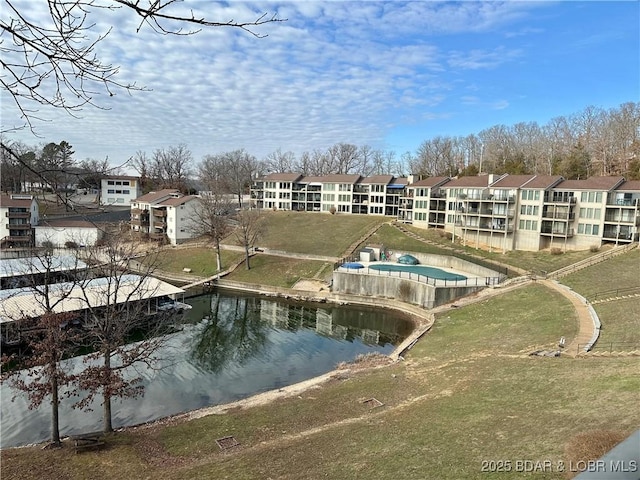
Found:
2,1 -> 636,166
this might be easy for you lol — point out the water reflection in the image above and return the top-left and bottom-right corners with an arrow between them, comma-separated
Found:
1,292 -> 413,448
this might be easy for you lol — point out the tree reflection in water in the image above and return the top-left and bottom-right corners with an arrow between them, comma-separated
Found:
191,296 -> 268,373
188,293 -> 413,374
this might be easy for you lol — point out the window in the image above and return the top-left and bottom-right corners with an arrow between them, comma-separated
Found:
107,180 -> 114,185
322,193 -> 335,202
122,181 -> 130,186
338,204 -> 350,212
324,184 -> 336,191
107,189 -> 115,194
123,189 -> 130,195
338,194 -> 350,202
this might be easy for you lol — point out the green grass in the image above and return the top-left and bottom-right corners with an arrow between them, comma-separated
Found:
225,255 -> 331,288
5,282 -> 637,479
223,211 -> 388,257
3,218 -> 639,479
387,224 -> 605,274
153,247 -> 245,276
561,248 -> 640,347
560,248 -> 640,298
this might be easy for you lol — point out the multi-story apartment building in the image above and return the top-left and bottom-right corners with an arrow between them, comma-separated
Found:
251,173 -> 640,252
130,189 -> 200,245
399,176 -> 450,227
100,176 -> 142,206
0,194 -> 39,248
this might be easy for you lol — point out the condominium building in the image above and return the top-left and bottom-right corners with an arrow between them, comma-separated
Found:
0,193 -> 39,248
251,173 -> 640,252
100,176 -> 142,206
130,189 -> 200,245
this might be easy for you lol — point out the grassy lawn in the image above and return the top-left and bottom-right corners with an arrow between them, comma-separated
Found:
223,211 -> 388,257
225,255 -> 331,288
560,248 -> 640,347
388,224 -> 605,274
3,215 -> 639,479
4,281 -> 638,479
560,248 -> 640,299
152,247 -> 245,276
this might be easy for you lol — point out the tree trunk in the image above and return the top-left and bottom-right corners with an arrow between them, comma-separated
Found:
103,351 -> 113,433
244,246 -> 251,270
50,374 -> 61,446
214,238 -> 222,272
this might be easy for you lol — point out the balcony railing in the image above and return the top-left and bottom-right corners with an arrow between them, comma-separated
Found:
542,211 -> 575,220
606,198 -> 640,207
4,235 -> 32,242
5,211 -> 30,218
151,209 -> 167,217
540,227 -> 575,237
543,195 -> 576,204
6,224 -> 31,230
604,213 -> 638,224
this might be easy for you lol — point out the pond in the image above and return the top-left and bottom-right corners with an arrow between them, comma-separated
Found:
0,291 -> 414,448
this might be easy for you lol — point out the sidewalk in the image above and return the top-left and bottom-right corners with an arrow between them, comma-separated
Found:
539,279 -> 597,357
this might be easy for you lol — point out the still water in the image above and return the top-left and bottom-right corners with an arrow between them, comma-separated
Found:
0,291 -> 413,448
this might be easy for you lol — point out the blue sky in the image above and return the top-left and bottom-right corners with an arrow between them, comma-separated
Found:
2,1 -> 638,168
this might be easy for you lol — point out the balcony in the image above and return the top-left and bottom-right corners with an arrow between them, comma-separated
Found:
153,220 -> 167,228
5,211 -> 30,218
4,235 -> 32,242
6,223 -> 31,230
543,195 -> 576,204
606,197 -> 639,207
604,212 -> 638,224
131,217 -> 150,226
540,224 -> 574,237
602,227 -> 634,241
151,209 -> 167,217
542,211 -> 575,220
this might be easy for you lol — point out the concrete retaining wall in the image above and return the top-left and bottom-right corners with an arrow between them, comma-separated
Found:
332,271 -> 482,309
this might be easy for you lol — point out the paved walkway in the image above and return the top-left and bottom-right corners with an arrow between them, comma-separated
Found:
539,279 -> 597,357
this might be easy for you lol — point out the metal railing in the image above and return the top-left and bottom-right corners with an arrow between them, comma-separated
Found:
578,342 -> 640,353
589,286 -> 640,302
336,264 -> 504,287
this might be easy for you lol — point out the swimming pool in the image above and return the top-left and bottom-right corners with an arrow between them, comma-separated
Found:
368,263 -> 468,281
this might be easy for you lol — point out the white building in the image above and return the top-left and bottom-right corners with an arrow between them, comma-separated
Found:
100,176 -> 142,206
130,189 -> 201,245
34,219 -> 103,248
0,193 -> 39,248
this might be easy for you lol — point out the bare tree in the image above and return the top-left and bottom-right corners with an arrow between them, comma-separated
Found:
263,148 -> 297,173
0,139 -> 36,193
188,193 -> 234,272
1,0 -> 283,132
0,248 -> 86,447
150,144 -> 193,192
74,235 -> 171,433
200,149 -> 259,209
234,209 -> 264,270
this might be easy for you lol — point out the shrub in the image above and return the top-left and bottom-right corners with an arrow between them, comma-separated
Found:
65,241 -> 79,249
550,247 -> 563,255
589,244 -> 600,253
329,206 -> 336,215
41,240 -> 54,250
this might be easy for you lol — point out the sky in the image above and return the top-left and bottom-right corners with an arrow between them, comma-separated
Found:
1,1 -> 639,171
